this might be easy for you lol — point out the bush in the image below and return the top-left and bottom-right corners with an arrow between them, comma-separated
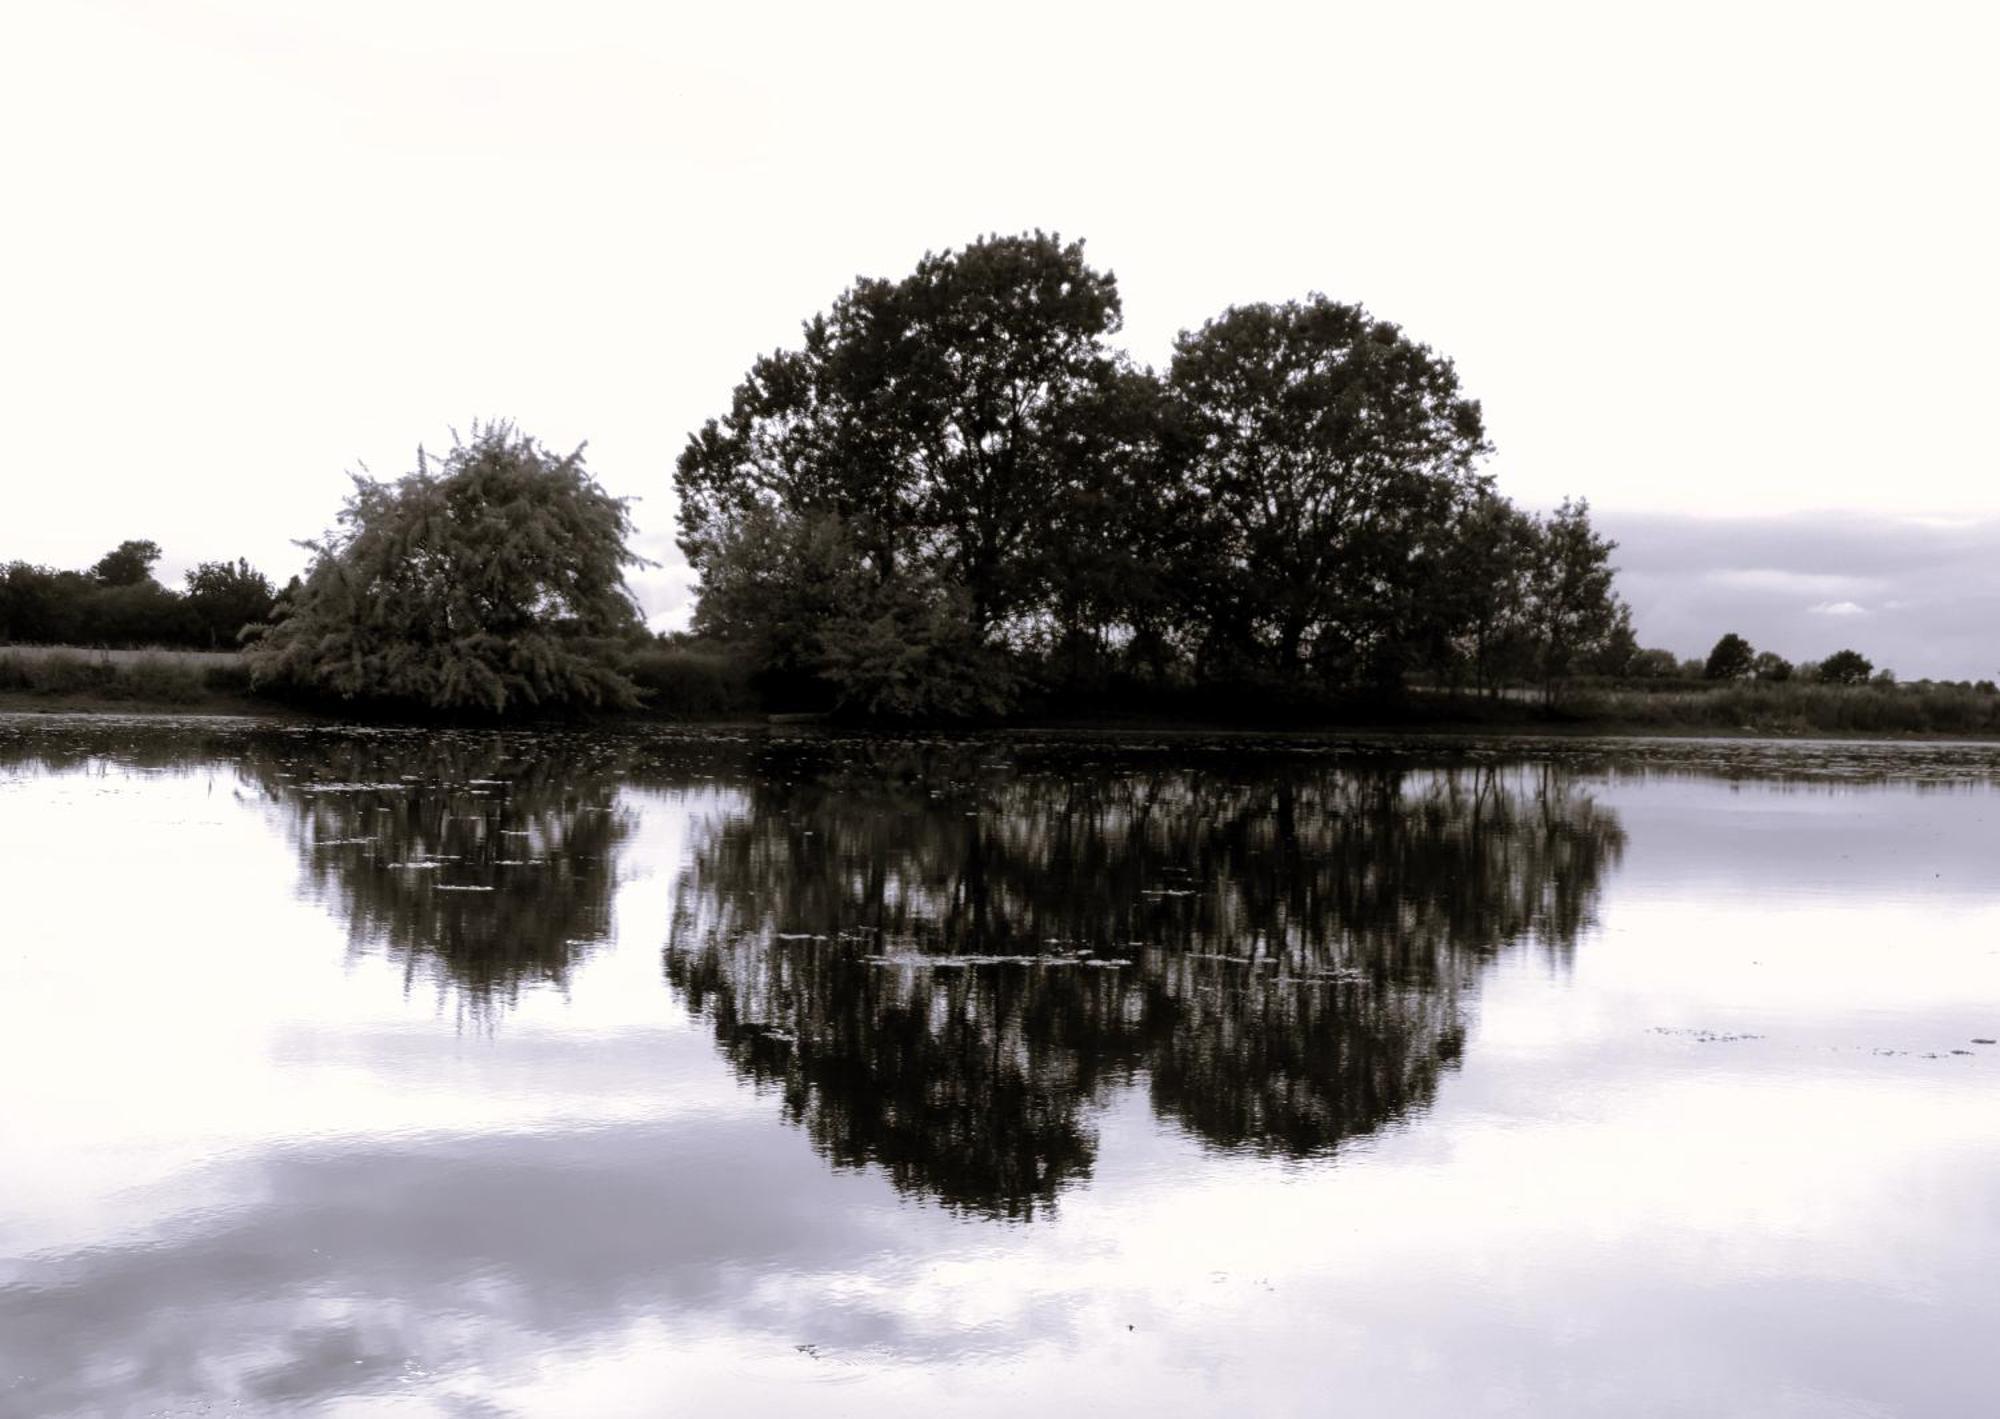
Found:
0,649 -> 228,703
619,643 -> 760,717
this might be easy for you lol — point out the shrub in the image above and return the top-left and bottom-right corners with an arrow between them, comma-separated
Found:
619,643 -> 760,717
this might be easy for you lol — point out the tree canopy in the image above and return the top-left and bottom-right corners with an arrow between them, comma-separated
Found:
673,233 -> 1629,718
91,539 -> 162,587
1,542 -> 277,649
183,559 -> 276,647
1167,295 -> 1491,683
1704,633 -> 1755,680
247,422 -> 645,713
677,232 -> 1126,714
1818,648 -> 1873,685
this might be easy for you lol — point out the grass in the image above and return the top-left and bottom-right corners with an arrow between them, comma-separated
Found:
1559,680 -> 2000,737
0,642 -> 765,720
0,647 -> 254,706
0,644 -> 242,670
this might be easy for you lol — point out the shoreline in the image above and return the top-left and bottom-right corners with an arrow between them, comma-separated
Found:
7,693 -> 2000,744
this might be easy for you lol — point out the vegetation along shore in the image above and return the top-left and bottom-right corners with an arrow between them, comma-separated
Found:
5,232 -> 1993,733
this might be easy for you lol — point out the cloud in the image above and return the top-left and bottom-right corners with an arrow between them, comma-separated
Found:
1703,570 -> 1877,598
1596,511 -> 2000,680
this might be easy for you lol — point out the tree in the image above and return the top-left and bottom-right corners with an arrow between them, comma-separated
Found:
0,563 -> 86,642
677,231 -> 1127,646
1588,615 -> 1641,678
90,540 -> 162,587
1704,633 -> 1755,680
1167,295 -> 1490,685
688,504 -> 1016,719
1628,647 -> 1681,680
1751,650 -> 1793,682
247,422 -> 645,713
1818,648 -> 1873,685
1523,498 -> 1627,702
1433,493 -> 1537,696
184,559 -> 276,647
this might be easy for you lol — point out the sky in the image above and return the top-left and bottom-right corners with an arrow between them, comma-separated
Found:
3,1 -> 1996,675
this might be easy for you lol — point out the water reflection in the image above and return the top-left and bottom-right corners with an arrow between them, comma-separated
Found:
667,750 -> 1626,1215
239,734 -> 633,1017
7,719 -> 2000,1418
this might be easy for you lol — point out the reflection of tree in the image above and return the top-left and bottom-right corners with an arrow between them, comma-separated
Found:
667,749 -> 1625,1215
240,731 -> 632,1018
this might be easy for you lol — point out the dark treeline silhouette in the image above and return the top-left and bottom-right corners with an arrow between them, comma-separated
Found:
665,740 -> 1626,1215
0,539 -> 280,649
676,231 -> 1631,720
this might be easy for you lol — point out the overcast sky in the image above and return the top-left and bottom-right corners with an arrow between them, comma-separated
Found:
4,2 -> 1996,674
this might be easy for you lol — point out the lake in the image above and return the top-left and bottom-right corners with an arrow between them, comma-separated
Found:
2,716 -> 1996,1417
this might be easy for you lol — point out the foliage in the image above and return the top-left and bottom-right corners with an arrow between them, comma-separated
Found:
674,236 -> 1692,718
678,231 -> 1126,644
1704,632 -> 1755,680
247,422 -> 645,714
90,539 -> 162,587
688,503 -> 1014,720
184,559 -> 277,647
1751,650 -> 1793,682
815,580 -> 1019,722
1167,294 -> 1490,685
617,641 -> 759,717
1523,498 -> 1629,701
1818,648 -> 1873,685
1627,647 -> 1682,679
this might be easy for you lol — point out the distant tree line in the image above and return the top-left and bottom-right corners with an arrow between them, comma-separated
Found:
1,540 -> 281,649
675,231 -> 1632,718
1618,633 -> 1997,694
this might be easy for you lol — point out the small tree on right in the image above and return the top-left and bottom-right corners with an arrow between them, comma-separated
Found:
1818,648 -> 1874,685
1523,497 -> 1627,704
1704,633 -> 1755,680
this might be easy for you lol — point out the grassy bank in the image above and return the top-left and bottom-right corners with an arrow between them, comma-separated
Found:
7,645 -> 1999,738
1557,681 -> 2000,737
0,647 -> 258,710
0,645 -> 764,720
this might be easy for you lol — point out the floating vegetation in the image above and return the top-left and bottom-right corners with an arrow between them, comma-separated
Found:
1650,1027 -> 1765,1043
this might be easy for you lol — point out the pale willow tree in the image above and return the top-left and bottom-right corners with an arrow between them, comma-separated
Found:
249,423 -> 646,713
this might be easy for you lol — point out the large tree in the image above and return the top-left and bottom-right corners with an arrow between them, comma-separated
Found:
676,231 -> 1128,646
1166,296 -> 1491,685
247,422 -> 644,713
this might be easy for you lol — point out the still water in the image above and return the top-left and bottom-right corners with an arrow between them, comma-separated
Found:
2,717 -> 1996,1417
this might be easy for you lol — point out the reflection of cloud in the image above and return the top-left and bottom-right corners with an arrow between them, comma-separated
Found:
0,1119 -> 957,1417
1807,600 -> 1867,616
